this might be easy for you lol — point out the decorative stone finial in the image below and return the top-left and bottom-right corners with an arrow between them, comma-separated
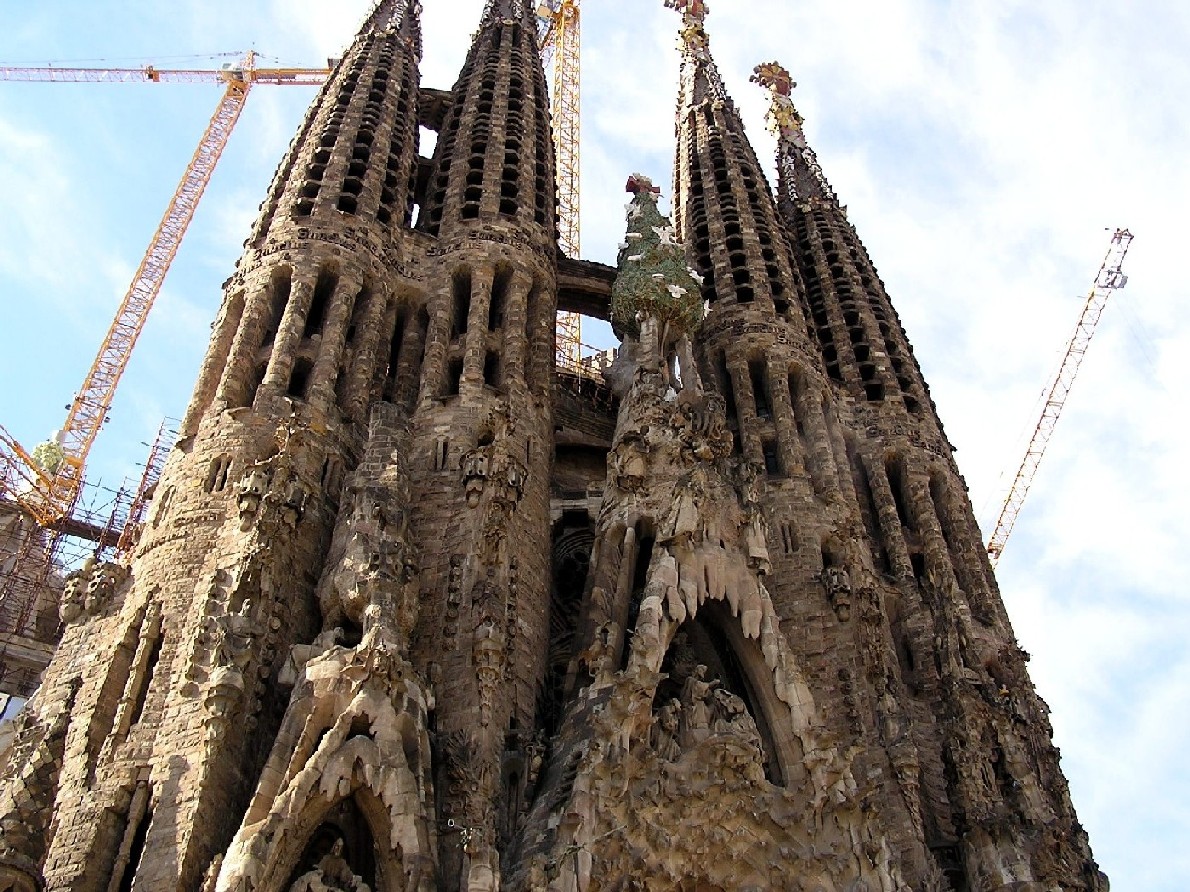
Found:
664,0 -> 708,23
751,61 -> 806,146
665,0 -> 712,60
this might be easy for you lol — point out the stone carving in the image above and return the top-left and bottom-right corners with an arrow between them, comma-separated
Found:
578,622 -> 618,685
461,405 -> 527,512
743,511 -> 772,576
610,432 -> 650,492
670,391 -> 733,461
678,664 -> 715,747
473,614 -> 507,729
236,464 -> 271,528
650,698 -> 682,761
59,558 -> 128,624
202,600 -> 262,747
213,627 -> 435,892
824,565 -> 853,621
288,840 -> 371,892
281,478 -> 309,528
460,447 -> 490,506
315,448 -> 421,650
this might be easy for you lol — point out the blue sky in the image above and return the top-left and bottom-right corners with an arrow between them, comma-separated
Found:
1,2 -> 1187,888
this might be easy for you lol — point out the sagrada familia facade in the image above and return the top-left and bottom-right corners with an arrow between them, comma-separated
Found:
0,1 -> 1107,890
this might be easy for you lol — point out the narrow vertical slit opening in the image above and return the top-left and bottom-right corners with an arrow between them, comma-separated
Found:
288,358 -> 313,400
490,265 -> 511,331
445,357 -> 463,397
452,267 -> 472,339
749,359 -> 771,420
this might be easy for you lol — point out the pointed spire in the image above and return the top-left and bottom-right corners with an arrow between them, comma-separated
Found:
666,0 -> 729,108
751,61 -> 838,206
359,0 -> 422,42
663,0 -> 809,321
479,0 -> 541,29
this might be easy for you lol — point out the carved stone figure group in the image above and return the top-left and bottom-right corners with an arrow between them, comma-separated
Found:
650,663 -> 763,762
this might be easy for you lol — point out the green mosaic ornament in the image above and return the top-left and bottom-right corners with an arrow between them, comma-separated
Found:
611,174 -> 704,342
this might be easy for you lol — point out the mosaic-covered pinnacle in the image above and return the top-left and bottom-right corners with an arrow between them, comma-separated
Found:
665,0 -> 711,59
611,174 -> 704,342
751,62 -> 804,146
752,60 -> 839,205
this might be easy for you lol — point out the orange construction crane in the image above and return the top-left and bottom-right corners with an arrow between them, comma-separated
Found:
0,52 -> 330,527
986,228 -> 1134,566
538,0 -> 584,372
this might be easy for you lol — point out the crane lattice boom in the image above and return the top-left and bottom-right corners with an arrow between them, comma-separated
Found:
0,54 -> 328,526
1,19 -> 588,524
986,228 -> 1134,566
0,63 -> 327,86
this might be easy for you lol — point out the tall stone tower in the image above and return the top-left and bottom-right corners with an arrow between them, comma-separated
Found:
0,1 -> 1106,891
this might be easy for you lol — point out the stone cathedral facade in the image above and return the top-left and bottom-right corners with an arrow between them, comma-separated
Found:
0,1 -> 1107,890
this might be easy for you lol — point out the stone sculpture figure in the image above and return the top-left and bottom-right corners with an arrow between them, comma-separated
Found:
679,664 -> 716,746
651,698 -> 683,761
288,839 -> 372,892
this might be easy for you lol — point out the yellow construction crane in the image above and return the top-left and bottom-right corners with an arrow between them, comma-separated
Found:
1,18 -> 588,518
538,0 -> 584,371
0,53 -> 329,526
986,228 -> 1134,566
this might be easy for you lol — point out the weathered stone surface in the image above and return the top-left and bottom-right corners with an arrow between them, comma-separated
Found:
0,2 -> 1105,891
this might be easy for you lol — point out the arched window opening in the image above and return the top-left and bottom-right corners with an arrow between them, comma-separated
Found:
483,350 -> 502,389
445,357 -> 463,398
748,359 -> 771,420
125,612 -> 163,730
261,269 -> 293,349
304,270 -> 337,339
490,265 -> 512,331
848,442 -> 890,574
619,528 -> 656,672
382,308 -> 408,403
761,439 -> 780,477
288,358 -> 314,400
651,603 -> 784,785
115,803 -> 152,892
886,457 -> 914,531
717,353 -> 739,442
243,362 -> 268,409
205,455 -> 232,494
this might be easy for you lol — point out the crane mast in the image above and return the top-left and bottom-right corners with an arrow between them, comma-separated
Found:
538,0 -> 584,371
986,228 -> 1134,566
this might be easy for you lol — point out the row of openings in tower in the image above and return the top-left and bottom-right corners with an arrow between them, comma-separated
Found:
418,29 -> 484,234
796,215 -> 922,413
440,264 -> 522,396
849,449 -> 991,605
235,266 -> 378,412
714,351 -> 837,480
422,28 -> 550,233
295,37 -> 403,219
684,131 -> 789,312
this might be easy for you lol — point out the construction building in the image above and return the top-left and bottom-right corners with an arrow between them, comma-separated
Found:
0,1 -> 1107,890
